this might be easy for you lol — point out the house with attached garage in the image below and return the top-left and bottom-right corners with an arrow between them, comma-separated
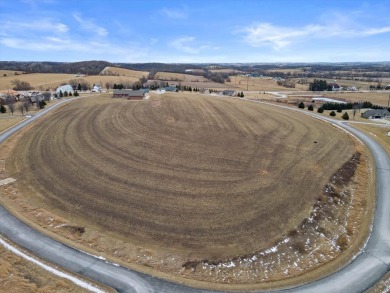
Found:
112,89 -> 144,100
361,109 -> 390,119
328,83 -> 341,91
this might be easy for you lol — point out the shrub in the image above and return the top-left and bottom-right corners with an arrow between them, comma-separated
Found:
298,102 -> 305,109
74,91 -> 79,96
39,100 -> 47,109
308,104 -> 314,111
342,112 -> 349,120
336,234 -> 349,251
317,107 -> 324,113
330,111 -> 336,117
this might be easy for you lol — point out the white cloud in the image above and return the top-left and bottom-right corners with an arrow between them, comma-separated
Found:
170,36 -> 199,54
161,8 -> 187,19
169,37 -> 217,54
0,36 -> 148,62
72,13 -> 108,37
0,20 -> 68,36
238,21 -> 390,50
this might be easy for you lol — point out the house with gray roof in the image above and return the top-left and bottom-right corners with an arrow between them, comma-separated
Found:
361,109 -> 390,119
112,89 -> 144,100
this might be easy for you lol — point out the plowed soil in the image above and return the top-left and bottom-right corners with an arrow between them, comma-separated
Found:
6,93 -> 355,261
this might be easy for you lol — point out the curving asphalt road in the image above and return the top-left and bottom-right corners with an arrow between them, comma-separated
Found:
0,96 -> 389,293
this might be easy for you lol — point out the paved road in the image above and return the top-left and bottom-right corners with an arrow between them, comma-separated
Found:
0,97 -> 388,293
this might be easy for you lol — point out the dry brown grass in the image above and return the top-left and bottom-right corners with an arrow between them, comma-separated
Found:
226,76 -> 308,91
100,66 -> 148,78
0,116 -> 25,133
267,69 -> 304,74
306,78 -> 375,90
0,73 -> 75,91
352,124 -> 390,156
0,70 -> 24,77
0,240 -> 96,293
365,272 -> 390,293
81,75 -> 141,87
322,92 -> 390,107
210,69 -> 241,74
155,72 -> 208,82
0,72 -> 146,91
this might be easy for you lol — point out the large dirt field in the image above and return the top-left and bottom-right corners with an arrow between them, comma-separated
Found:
0,73 -> 75,91
226,76 -> 308,91
99,66 -> 148,78
155,72 -> 209,82
6,93 -> 355,263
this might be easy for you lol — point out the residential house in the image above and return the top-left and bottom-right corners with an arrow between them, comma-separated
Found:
328,83 -> 341,91
361,109 -> 390,119
112,89 -> 144,100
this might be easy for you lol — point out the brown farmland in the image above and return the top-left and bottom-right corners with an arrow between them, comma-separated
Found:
7,93 -> 355,263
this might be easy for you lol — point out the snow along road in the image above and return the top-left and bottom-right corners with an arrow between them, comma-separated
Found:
0,96 -> 389,293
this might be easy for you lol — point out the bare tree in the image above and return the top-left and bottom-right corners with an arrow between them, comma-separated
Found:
18,101 -> 24,114
23,99 -> 31,114
42,92 -> 51,101
11,79 -> 33,90
5,95 -> 16,115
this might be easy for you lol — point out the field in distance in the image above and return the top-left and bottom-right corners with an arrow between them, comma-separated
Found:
7,93 -> 355,264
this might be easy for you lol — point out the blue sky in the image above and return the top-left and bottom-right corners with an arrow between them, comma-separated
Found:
1,0 -> 390,63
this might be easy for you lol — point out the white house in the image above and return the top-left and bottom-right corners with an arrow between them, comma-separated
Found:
56,85 -> 74,95
92,84 -> 102,92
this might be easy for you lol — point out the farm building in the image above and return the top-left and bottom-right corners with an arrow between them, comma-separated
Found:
112,89 -> 144,100
222,90 -> 237,96
361,109 -> 390,119
56,85 -> 74,95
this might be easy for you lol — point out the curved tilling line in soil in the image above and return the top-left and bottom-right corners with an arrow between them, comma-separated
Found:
0,95 -> 388,293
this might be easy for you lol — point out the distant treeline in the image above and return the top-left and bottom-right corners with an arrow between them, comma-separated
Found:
0,61 -> 112,75
320,101 -> 390,111
1,61 -> 390,82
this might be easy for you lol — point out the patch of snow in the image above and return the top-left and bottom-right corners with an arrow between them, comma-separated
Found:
312,97 -> 346,104
83,251 -> 106,261
0,237 -> 106,293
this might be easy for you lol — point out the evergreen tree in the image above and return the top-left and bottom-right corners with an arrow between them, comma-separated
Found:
298,102 -> 305,109
0,104 -> 6,113
77,83 -> 82,91
308,104 -> 314,111
330,111 -> 336,117
74,91 -> 79,96
342,112 -> 349,120
317,107 -> 324,113
59,90 -> 63,97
